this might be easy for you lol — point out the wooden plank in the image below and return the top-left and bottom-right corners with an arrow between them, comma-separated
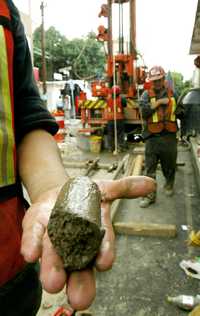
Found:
63,160 -> 118,170
188,305 -> 200,316
133,146 -> 145,154
132,147 -> 185,167
114,222 -> 177,238
131,154 -> 144,176
63,161 -> 93,169
111,154 -> 129,180
111,154 -> 136,221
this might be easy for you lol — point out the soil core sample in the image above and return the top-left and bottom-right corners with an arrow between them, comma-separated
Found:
48,176 -> 104,272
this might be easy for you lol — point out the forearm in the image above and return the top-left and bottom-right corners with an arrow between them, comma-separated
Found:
17,129 -> 68,202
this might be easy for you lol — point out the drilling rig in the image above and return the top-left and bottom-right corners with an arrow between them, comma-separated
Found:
78,0 -> 147,142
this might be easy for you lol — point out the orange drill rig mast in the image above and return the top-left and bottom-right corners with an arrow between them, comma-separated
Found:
79,0 -> 146,131
97,0 -> 139,97
108,0 -> 136,97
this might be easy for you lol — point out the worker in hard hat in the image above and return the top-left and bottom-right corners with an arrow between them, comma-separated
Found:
139,66 -> 184,208
105,85 -> 127,153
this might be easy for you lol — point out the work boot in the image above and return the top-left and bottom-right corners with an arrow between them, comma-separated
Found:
139,197 -> 153,208
139,192 -> 156,208
164,183 -> 174,196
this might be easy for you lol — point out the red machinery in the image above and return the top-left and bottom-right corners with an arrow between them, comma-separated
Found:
79,0 -> 147,130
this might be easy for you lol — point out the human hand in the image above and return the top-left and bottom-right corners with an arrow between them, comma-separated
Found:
21,176 -> 155,311
151,97 -> 169,109
157,97 -> 169,106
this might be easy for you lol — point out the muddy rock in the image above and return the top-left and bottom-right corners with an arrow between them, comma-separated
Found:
48,176 -> 104,272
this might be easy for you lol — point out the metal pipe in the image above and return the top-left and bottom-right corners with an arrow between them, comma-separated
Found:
130,0 -> 136,55
40,1 -> 47,104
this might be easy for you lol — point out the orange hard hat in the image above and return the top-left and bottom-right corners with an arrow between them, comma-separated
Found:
148,66 -> 165,81
112,85 -> 121,95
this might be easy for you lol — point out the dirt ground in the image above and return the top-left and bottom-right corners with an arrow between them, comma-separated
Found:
37,138 -> 200,316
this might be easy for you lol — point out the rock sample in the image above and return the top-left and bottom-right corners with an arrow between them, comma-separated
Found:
48,176 -> 104,272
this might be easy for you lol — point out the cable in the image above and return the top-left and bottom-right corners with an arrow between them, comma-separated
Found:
113,54 -> 118,155
111,0 -> 118,155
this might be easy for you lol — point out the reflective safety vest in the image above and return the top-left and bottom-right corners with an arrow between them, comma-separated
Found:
104,96 -> 124,121
147,88 -> 177,133
0,0 -> 16,188
0,1 -> 26,287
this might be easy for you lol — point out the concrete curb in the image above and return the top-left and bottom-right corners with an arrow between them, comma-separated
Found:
190,137 -> 200,192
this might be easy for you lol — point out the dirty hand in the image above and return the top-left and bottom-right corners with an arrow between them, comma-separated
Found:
21,176 -> 155,311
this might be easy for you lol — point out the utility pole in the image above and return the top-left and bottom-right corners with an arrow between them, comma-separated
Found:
40,1 -> 47,105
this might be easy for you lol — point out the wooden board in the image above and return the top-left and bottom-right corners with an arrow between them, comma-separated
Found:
114,222 -> 177,238
111,154 -> 135,221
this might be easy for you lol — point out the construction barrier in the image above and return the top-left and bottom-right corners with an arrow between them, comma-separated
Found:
79,99 -> 107,109
53,110 -> 65,143
89,135 -> 102,153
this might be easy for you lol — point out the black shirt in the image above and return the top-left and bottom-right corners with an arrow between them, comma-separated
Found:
8,0 -> 58,143
0,1 -> 59,200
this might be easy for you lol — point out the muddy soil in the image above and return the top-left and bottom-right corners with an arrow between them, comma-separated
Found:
48,176 -> 103,271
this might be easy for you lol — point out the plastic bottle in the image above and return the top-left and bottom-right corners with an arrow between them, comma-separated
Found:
167,294 -> 200,311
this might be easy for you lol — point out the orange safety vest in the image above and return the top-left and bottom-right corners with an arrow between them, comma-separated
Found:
147,88 -> 177,133
0,0 -> 16,187
0,0 -> 26,286
104,95 -> 124,121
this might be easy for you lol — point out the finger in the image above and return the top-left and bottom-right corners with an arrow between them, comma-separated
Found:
21,209 -> 46,262
67,269 -> 96,311
39,233 -> 67,293
21,201 -> 53,261
95,203 -> 115,271
96,176 -> 156,202
121,176 -> 156,198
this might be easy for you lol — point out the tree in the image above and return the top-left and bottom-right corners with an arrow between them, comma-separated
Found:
33,27 -> 105,81
71,32 -> 106,80
170,71 -> 192,96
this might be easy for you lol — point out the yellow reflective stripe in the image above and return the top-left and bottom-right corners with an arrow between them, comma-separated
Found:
81,100 -> 90,108
94,100 -> 106,108
0,26 -> 15,186
94,101 -> 101,108
92,101 -> 99,108
127,99 -> 135,107
87,101 -> 95,109
83,100 -> 107,109
101,101 -> 107,109
151,97 -> 158,122
81,100 -> 108,109
170,97 -> 176,121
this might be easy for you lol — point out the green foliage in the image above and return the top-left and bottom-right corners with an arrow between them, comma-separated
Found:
170,71 -> 192,96
33,27 -> 105,80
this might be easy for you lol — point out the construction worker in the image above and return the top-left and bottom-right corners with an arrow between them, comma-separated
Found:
0,2 -> 156,314
106,85 -> 127,152
139,66 -> 184,208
